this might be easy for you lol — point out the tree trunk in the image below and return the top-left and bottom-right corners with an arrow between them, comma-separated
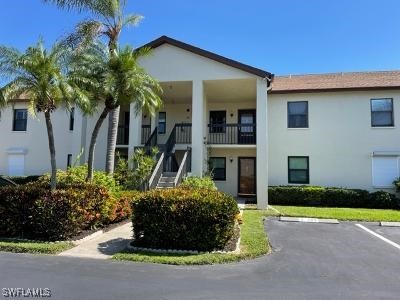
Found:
44,111 -> 57,190
86,106 -> 110,181
105,106 -> 120,174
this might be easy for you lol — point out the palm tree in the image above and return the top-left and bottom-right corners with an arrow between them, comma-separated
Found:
43,0 -> 144,174
0,40 -> 89,189
69,43 -> 162,181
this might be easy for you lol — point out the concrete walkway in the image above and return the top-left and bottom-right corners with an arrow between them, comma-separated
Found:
59,223 -> 132,259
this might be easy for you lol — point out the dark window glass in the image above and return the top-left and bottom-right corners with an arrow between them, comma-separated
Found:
209,157 -> 226,181
67,154 -> 72,168
158,112 -> 166,134
209,111 -> 226,133
288,101 -> 308,128
69,107 -> 75,131
13,109 -> 27,131
371,98 -> 394,127
288,156 -> 309,184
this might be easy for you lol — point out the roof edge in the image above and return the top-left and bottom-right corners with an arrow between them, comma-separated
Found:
140,35 -> 273,79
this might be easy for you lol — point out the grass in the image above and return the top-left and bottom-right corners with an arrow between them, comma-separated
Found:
113,210 -> 269,265
0,239 -> 74,254
271,205 -> 400,222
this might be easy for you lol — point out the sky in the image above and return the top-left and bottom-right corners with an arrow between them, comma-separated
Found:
1,0 -> 400,75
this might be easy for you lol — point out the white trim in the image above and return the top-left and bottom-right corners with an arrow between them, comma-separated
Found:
208,144 -> 256,149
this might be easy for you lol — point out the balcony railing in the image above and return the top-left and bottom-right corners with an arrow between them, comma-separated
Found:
208,123 -> 256,144
117,125 -> 129,145
141,125 -> 151,144
176,123 -> 192,144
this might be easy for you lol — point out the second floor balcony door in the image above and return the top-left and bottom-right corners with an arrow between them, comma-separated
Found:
238,110 -> 256,144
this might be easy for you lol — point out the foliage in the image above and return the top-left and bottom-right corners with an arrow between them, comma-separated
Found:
102,190 -> 142,224
114,148 -> 158,190
6,176 -> 41,185
181,176 -> 217,190
268,186 -> 399,209
394,178 -> 400,192
114,210 -> 270,265
38,165 -> 120,193
0,182 -> 132,241
131,188 -> 239,252
0,239 -> 73,254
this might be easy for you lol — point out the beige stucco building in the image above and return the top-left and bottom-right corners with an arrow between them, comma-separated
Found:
1,36 -> 399,208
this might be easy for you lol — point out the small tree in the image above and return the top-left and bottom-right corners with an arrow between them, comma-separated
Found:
0,40 -> 89,189
114,147 -> 158,190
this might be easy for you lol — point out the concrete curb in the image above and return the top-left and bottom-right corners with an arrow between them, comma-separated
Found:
380,222 -> 400,227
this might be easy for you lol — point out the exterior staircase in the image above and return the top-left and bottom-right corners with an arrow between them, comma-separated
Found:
156,172 -> 177,189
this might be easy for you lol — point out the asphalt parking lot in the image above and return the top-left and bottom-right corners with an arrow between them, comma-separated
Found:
1,219 -> 399,300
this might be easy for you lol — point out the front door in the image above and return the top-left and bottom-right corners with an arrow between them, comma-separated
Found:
238,157 -> 256,196
238,110 -> 256,144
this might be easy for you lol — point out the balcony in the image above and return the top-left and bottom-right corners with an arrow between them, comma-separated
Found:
141,125 -> 151,144
208,123 -> 256,145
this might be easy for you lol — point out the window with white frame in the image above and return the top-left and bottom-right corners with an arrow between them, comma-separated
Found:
371,98 -> 394,127
372,156 -> 399,187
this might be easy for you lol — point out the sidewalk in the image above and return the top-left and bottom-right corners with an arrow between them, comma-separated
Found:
59,223 -> 132,259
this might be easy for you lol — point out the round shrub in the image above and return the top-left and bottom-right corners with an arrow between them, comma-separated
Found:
0,182 -> 124,241
131,188 -> 239,251
180,176 -> 217,190
38,165 -> 120,193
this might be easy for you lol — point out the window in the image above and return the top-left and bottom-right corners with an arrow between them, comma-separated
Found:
288,101 -> 308,128
67,154 -> 72,168
69,107 -> 75,131
371,98 -> 394,127
158,112 -> 166,134
209,157 -> 226,181
13,109 -> 27,131
209,111 -> 226,133
288,156 -> 309,184
372,156 -> 399,187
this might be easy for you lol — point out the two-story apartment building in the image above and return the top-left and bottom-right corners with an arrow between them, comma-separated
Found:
1,36 -> 399,209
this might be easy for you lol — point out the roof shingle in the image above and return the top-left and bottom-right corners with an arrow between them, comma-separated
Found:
271,71 -> 400,93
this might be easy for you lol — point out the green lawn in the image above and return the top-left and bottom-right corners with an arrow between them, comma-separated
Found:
271,205 -> 400,222
0,239 -> 74,254
113,210 -> 270,265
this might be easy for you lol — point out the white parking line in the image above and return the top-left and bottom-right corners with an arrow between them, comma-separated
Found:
355,224 -> 400,251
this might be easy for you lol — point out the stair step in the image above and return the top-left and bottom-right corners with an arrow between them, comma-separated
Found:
163,172 -> 177,177
156,182 -> 175,188
159,177 -> 176,183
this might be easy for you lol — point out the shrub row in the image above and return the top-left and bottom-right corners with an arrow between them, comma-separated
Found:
180,176 -> 217,190
0,183 -> 135,241
131,188 -> 239,252
269,186 -> 399,209
7,176 -> 40,185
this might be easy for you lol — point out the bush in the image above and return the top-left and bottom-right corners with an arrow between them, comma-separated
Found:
394,178 -> 400,192
0,182 -> 129,241
7,176 -> 40,185
102,190 -> 142,224
38,165 -> 120,193
114,148 -> 158,190
268,186 -> 399,209
181,176 -> 217,190
131,188 -> 239,251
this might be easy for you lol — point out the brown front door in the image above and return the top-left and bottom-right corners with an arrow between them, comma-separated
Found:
238,157 -> 256,196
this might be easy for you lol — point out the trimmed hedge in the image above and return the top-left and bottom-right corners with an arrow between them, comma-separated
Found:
0,183 -> 133,241
180,176 -> 217,190
131,188 -> 239,251
7,176 -> 40,185
269,186 -> 399,209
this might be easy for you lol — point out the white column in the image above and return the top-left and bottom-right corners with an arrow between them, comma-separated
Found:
191,80 -> 206,176
256,78 -> 268,209
128,102 -> 142,158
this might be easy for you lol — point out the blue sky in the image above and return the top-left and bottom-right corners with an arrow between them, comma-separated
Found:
1,0 -> 400,75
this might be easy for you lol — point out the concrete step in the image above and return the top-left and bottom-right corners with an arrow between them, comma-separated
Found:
156,182 -> 175,188
159,177 -> 176,183
163,172 -> 177,177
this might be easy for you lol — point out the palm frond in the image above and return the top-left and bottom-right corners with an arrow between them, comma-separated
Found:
59,20 -> 103,50
43,0 -> 119,18
122,14 -> 143,27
